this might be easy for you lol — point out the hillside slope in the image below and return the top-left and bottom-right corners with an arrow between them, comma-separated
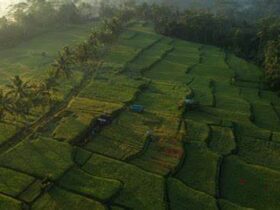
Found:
0,22 -> 279,209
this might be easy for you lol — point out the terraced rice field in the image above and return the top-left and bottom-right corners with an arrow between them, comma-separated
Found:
0,22 -> 279,209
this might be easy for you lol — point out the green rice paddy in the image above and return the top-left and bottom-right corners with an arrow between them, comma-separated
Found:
0,21 -> 279,209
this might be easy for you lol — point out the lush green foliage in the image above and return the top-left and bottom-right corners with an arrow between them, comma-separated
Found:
0,0 -> 94,48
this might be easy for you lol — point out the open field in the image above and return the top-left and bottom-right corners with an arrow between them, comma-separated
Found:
0,21 -> 279,209
0,23 -> 93,86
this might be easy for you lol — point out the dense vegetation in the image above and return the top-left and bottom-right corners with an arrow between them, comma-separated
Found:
136,1 -> 280,90
0,0 -> 95,48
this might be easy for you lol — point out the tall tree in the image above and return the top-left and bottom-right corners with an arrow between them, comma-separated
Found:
52,53 -> 72,79
6,76 -> 30,100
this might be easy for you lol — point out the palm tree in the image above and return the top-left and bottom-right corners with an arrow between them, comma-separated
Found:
6,75 -> 30,100
0,88 -> 22,121
52,53 -> 72,79
75,42 -> 90,64
62,46 -> 73,63
87,32 -> 104,60
13,97 -> 32,122
29,82 -> 52,111
0,89 -> 8,121
103,17 -> 121,35
88,32 -> 99,47
45,71 -> 59,91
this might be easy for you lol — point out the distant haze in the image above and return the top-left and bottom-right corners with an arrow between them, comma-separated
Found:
0,0 -> 23,17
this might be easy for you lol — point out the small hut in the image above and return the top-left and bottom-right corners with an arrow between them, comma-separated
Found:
185,97 -> 199,110
130,104 -> 144,113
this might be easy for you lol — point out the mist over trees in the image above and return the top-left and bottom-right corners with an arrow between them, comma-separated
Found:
0,0 -> 98,48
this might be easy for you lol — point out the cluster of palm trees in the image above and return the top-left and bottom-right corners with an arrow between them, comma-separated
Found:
0,14 -> 129,123
51,16 -> 125,80
0,75 -> 53,122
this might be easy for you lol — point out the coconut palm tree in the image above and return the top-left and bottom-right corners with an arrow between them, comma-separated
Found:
45,71 -> 59,91
103,17 -> 121,35
29,82 -> 52,111
75,42 -> 90,64
62,46 -> 74,64
52,53 -> 72,79
0,89 -> 8,121
6,75 -> 30,100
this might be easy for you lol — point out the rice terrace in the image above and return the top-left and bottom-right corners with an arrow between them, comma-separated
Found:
0,0 -> 280,210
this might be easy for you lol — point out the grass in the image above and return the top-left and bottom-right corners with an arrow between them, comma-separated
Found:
0,23 -> 93,86
67,97 -> 123,115
185,109 -> 221,125
175,142 -> 219,196
215,95 -> 250,115
220,155 -> 280,210
130,134 -> 184,175
240,87 -> 261,103
58,167 -> 122,201
79,79 -> 138,103
125,97 -> 184,175
260,90 -> 280,104
120,31 -> 159,49
32,186 -> 106,210
53,97 -> 123,142
86,111 -> 153,160
190,78 -> 214,106
214,81 -> 240,98
144,60 -> 190,84
209,126 -> 236,155
127,37 -> 173,77
53,114 -> 90,142
0,138 -> 73,180
272,132 -> 280,143
252,102 -> 280,131
0,123 -> 18,145
228,54 -> 263,82
19,179 -> 42,203
201,106 -> 251,124
218,199 -> 254,210
0,21 -> 279,210
166,47 -> 199,65
103,44 -> 139,68
73,147 -> 92,166
236,137 -> 280,171
135,81 -> 188,116
173,40 -> 201,56
185,120 -> 210,143
0,194 -> 22,210
235,122 -> 271,141
82,153 -> 166,210
0,167 -> 35,197
167,178 -> 218,210
110,206 -> 126,210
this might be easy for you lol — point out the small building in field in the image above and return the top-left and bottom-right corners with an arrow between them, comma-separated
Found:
130,105 -> 144,113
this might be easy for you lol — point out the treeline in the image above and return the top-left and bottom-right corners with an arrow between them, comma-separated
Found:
136,3 -> 280,90
0,0 -> 96,48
